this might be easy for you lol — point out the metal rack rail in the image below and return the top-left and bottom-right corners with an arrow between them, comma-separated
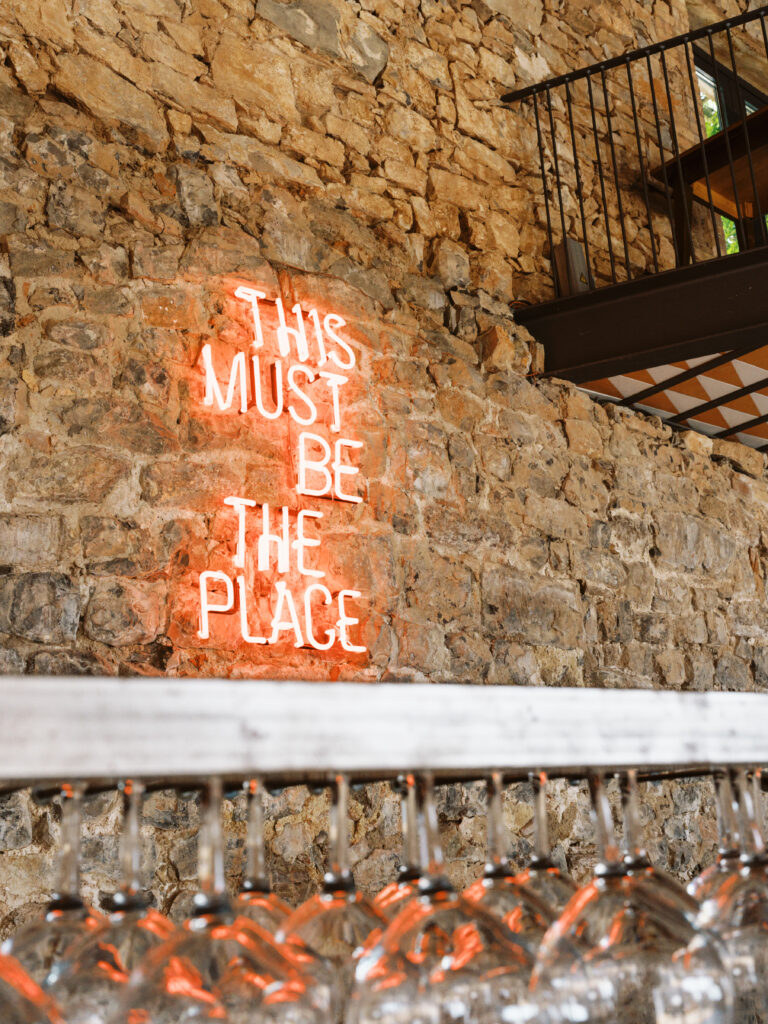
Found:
1,678 -> 766,787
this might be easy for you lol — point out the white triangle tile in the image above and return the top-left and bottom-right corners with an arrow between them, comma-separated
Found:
731,359 -> 767,386
718,406 -> 754,428
751,392 -> 768,416
685,353 -> 723,368
607,375 -> 654,398
697,375 -> 735,401
646,364 -> 681,384
665,390 -> 705,413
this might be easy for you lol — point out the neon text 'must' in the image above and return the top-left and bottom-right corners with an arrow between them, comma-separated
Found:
196,287 -> 367,654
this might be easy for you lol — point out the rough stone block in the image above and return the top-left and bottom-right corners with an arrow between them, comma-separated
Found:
482,566 -> 583,647
7,237 -> 77,278
256,0 -> 342,56
150,62 -> 238,132
0,793 -> 32,850
8,446 -> 130,504
179,227 -> 279,284
85,578 -> 164,646
46,180 -> 106,240
201,128 -> 322,189
0,381 -> 17,435
0,514 -> 64,569
712,438 -> 764,478
169,164 -> 218,227
54,54 -> 169,153
30,648 -> 107,675
479,324 -> 531,375
387,106 -> 437,154
33,344 -> 111,389
429,238 -> 470,289
5,572 -> 81,643
345,21 -> 389,84
0,649 -> 25,674
211,36 -> 299,125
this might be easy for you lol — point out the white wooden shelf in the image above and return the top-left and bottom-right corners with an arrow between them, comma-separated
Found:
0,677 -> 766,785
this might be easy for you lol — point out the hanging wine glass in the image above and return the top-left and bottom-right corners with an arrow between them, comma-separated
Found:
44,779 -> 175,1022
1,783 -> 101,984
350,772 -> 540,1024
372,775 -> 422,921
688,770 -> 743,902
0,953 -> 64,1024
462,772 -> 555,945
236,777 -> 291,934
697,768 -> 768,1024
278,774 -> 386,1006
618,769 -> 698,914
510,772 -> 578,915
533,773 -> 733,1024
114,777 -> 332,1024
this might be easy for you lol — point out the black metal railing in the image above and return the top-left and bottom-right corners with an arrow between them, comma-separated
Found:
503,7 -> 768,302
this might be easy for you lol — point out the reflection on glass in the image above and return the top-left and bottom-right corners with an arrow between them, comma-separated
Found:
236,778 -> 292,935
45,780 -> 175,1022
534,773 -> 733,1024
351,773 -> 540,1024
1,784 -> 101,985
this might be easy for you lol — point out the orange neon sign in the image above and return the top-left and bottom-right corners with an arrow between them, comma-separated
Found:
196,287 -> 366,655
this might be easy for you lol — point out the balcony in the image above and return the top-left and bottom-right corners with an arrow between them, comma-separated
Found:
503,7 -> 768,449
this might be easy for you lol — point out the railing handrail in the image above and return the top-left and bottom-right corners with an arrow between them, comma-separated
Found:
502,4 -> 768,102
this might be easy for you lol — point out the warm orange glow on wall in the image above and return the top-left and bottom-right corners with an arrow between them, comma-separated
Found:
195,285 -> 367,655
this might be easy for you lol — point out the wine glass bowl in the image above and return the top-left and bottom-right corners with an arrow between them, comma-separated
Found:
0,953 -> 64,1024
1,784 -> 102,986
352,774 -> 541,1024
533,774 -> 733,1024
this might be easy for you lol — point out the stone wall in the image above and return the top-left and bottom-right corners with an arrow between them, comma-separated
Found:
0,0 -> 765,927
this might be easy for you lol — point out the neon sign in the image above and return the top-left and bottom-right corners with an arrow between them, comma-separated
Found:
196,287 -> 366,654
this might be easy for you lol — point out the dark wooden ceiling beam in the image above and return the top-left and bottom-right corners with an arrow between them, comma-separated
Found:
516,248 -> 768,385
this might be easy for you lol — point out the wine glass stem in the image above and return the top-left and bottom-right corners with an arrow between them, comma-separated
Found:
532,771 -> 551,862
588,773 -> 622,867
736,769 -> 766,859
121,780 -> 144,895
199,777 -> 226,898
403,773 -> 420,873
620,769 -> 646,860
486,771 -> 508,870
329,773 -> 351,881
56,782 -> 85,899
418,772 -> 447,878
245,778 -> 268,888
714,770 -> 738,855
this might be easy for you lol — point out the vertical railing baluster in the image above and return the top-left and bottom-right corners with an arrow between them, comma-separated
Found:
601,67 -> 632,279
682,39 -> 722,257
586,72 -> 616,285
645,51 -> 679,265
707,29 -> 743,249
725,24 -> 764,243
760,12 -> 768,63
625,59 -> 659,274
545,85 -> 570,294
533,90 -> 557,295
565,78 -> 593,286
660,47 -> 697,262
